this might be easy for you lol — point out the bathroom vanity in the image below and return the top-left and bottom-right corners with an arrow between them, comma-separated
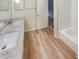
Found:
0,18 -> 24,59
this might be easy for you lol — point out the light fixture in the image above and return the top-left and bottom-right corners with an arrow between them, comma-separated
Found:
15,0 -> 20,3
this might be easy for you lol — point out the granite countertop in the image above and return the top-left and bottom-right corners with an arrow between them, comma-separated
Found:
0,18 -> 24,54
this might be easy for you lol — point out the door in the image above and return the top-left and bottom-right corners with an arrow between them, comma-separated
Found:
37,0 -> 48,29
25,9 -> 37,31
25,0 -> 37,32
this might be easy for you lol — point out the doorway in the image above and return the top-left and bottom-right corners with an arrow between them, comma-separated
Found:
48,0 -> 54,28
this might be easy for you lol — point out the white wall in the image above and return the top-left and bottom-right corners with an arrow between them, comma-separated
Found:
0,0 -> 11,20
54,0 -> 78,38
54,0 -> 71,38
71,0 -> 78,33
0,11 -> 10,19
12,0 -> 25,18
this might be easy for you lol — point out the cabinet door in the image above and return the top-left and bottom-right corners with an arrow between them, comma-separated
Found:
37,0 -> 48,29
25,9 -> 37,32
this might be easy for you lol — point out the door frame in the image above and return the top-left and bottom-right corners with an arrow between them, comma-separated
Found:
36,0 -> 59,38
54,0 -> 59,39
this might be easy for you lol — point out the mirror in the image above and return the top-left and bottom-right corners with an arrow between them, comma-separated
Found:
14,0 -> 25,10
0,0 -> 9,11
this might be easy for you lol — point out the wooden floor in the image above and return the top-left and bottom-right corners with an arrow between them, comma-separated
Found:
24,27 -> 77,59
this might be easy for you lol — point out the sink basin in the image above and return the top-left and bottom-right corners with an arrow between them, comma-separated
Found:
0,19 -> 22,53
0,31 -> 18,53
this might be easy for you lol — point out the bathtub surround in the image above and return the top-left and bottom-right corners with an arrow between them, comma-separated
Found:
60,28 -> 78,54
54,0 -> 78,54
0,18 -> 24,59
71,0 -> 78,34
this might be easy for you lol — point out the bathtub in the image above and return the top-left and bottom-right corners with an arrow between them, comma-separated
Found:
60,28 -> 78,54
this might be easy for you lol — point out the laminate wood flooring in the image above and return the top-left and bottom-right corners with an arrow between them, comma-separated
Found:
24,27 -> 77,59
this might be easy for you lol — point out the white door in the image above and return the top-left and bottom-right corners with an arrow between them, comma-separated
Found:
37,0 -> 48,29
25,9 -> 37,31
24,0 -> 37,32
